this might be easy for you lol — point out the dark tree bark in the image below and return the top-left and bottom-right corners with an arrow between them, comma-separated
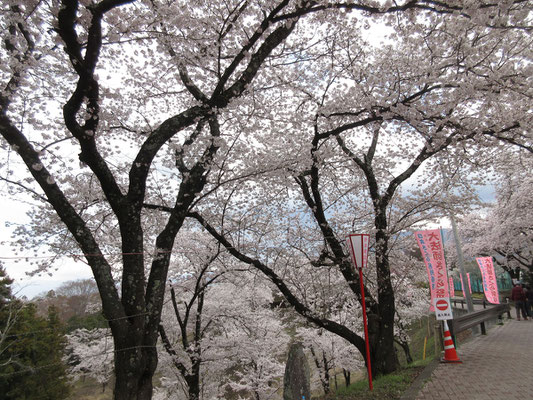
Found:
395,338 -> 413,364
342,368 -> 351,387
493,250 -> 532,280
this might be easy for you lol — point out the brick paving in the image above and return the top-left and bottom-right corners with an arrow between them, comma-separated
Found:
406,318 -> 533,400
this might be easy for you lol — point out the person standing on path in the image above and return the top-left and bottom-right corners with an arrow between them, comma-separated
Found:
525,285 -> 533,317
511,283 -> 528,320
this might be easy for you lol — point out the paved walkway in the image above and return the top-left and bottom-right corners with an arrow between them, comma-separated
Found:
405,318 -> 533,399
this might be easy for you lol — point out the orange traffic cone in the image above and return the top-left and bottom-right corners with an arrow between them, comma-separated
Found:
441,320 -> 462,364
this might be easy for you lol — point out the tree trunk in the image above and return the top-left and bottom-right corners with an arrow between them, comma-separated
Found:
343,369 -> 350,387
113,338 -> 158,400
310,347 -> 329,394
187,367 -> 201,400
370,208 -> 400,376
322,352 -> 330,394
366,307 -> 398,376
396,339 -> 413,364
368,313 -> 399,376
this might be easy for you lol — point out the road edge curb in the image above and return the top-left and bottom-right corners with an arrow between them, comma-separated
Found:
399,359 -> 440,400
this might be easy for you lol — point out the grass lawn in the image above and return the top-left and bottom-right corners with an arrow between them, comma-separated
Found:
321,359 -> 433,400
68,377 -> 112,400
318,314 -> 439,400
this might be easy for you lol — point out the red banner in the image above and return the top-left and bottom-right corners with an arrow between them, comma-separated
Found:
459,273 -> 466,294
415,229 -> 452,319
467,272 -> 472,294
449,276 -> 455,298
476,257 -> 500,304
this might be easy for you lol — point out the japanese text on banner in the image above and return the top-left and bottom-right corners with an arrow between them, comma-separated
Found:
476,257 -> 500,304
414,229 -> 452,319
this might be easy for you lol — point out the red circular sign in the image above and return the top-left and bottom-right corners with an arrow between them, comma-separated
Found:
436,299 -> 449,311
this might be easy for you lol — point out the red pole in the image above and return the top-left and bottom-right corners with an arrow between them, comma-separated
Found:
359,266 -> 373,391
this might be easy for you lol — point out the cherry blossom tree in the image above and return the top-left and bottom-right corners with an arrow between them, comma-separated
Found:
188,1 -> 531,376
211,288 -> 289,400
0,1 -> 313,398
64,328 -> 114,392
156,233 -> 228,400
294,325 -> 364,395
155,250 -> 290,400
1,1 -> 532,397
462,155 -> 533,281
64,247 -> 290,400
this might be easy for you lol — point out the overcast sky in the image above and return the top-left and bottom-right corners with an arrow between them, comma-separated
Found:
0,197 -> 93,299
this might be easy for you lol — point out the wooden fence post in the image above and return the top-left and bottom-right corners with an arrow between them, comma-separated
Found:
434,322 -> 443,359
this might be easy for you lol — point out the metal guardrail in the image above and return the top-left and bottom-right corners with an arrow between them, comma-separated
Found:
448,303 -> 511,337
451,297 -> 495,309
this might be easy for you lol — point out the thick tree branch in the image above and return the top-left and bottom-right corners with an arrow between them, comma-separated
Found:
143,116 -> 222,346
187,211 -> 367,356
158,324 -> 189,377
212,0 -> 292,98
0,116 -> 124,328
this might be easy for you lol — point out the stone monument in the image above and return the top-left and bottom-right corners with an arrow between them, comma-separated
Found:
283,342 -> 311,400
